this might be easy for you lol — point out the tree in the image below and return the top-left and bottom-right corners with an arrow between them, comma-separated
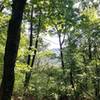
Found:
24,5 -> 34,90
0,0 -> 26,99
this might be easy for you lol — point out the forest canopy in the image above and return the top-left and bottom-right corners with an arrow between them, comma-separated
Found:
0,0 -> 100,100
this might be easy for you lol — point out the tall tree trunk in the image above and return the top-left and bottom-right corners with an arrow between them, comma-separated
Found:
24,11 -> 41,93
24,5 -> 33,89
30,11 -> 41,68
49,18 -> 65,75
0,0 -> 26,99
58,33 -> 65,74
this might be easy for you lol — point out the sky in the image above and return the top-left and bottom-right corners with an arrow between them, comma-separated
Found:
42,34 -> 60,49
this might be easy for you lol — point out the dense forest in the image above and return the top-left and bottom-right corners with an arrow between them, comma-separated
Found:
0,0 -> 100,100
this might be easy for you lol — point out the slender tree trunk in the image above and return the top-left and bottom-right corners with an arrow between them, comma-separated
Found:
58,33 -> 65,74
0,0 -> 26,99
24,5 -> 33,89
53,24 -> 68,100
70,69 -> 74,88
50,19 -> 65,75
24,11 -> 41,92
30,14 -> 41,67
88,37 -> 92,60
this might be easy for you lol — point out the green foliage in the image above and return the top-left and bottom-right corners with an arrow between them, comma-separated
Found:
0,0 -> 100,99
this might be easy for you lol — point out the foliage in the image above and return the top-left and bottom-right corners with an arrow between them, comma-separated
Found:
0,0 -> 100,99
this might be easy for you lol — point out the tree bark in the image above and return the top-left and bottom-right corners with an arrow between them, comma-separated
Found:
88,37 -> 92,60
24,10 -> 41,93
24,5 -> 33,88
70,69 -> 74,88
0,0 -> 26,99
57,32 -> 65,76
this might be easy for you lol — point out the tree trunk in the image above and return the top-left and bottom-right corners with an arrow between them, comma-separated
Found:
58,33 -> 65,74
24,10 -> 41,93
0,0 -> 26,99
88,37 -> 92,60
24,5 -> 33,89
70,69 -> 74,88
